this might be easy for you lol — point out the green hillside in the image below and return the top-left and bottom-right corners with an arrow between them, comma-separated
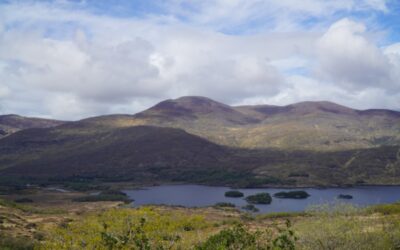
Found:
78,97 -> 400,151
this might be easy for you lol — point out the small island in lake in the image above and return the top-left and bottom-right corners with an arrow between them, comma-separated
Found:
224,190 -> 244,198
274,191 -> 310,199
338,194 -> 353,199
245,192 -> 272,204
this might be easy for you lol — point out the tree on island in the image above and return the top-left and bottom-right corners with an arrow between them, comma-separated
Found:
224,190 -> 244,198
245,193 -> 272,204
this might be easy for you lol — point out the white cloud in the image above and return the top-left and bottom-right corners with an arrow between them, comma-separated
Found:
0,1 -> 398,119
316,18 -> 392,90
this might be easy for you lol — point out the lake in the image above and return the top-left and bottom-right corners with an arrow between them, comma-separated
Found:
123,185 -> 400,213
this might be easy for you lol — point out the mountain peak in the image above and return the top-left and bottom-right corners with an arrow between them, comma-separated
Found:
167,96 -> 231,112
140,96 -> 231,117
136,96 -> 259,124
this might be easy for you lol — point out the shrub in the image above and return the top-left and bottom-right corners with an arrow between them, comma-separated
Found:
195,224 -> 258,250
14,198 -> 34,203
214,202 -> 236,208
224,190 -> 244,198
245,193 -> 272,204
0,233 -> 34,250
196,221 -> 297,250
241,204 -> 259,212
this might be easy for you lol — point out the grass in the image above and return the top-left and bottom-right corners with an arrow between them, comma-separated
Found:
257,211 -> 308,219
38,207 -> 211,249
0,198 -> 65,214
295,204 -> 400,250
366,202 -> 400,215
0,233 -> 34,250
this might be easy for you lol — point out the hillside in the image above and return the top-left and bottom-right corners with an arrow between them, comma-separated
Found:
0,123 -> 399,187
0,114 -> 65,139
0,125 -> 233,179
78,97 -> 400,151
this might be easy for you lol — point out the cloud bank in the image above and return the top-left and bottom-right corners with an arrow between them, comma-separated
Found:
0,0 -> 399,119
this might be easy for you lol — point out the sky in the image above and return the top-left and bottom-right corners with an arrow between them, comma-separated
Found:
0,0 -> 400,120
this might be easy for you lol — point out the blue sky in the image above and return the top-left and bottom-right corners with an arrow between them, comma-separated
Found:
0,0 -> 399,119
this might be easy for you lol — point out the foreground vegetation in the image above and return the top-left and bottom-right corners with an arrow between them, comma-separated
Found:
1,188 -> 400,249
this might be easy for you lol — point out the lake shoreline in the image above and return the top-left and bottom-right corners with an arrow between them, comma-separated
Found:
114,181 -> 400,190
122,184 -> 400,214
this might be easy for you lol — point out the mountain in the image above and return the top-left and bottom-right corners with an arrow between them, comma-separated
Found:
0,96 -> 399,187
2,97 -> 398,151
77,97 -> 400,151
136,96 -> 259,124
232,101 -> 400,150
0,114 -> 65,138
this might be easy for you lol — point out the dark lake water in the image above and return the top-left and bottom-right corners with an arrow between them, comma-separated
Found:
123,185 -> 400,213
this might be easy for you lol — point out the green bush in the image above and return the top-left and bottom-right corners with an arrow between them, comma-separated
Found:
195,224 -> 259,250
0,233 -> 34,250
241,204 -> 259,212
214,202 -> 236,208
196,221 -> 297,250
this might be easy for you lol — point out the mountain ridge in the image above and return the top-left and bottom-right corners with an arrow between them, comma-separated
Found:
0,96 -> 399,187
1,96 -> 400,151
0,114 -> 65,139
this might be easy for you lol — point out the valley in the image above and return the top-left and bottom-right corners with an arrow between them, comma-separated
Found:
1,96 -> 400,249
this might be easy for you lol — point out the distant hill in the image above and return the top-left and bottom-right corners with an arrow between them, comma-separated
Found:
77,97 -> 400,151
0,114 -> 65,138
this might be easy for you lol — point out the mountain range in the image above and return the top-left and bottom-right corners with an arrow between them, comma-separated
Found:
0,96 -> 399,187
